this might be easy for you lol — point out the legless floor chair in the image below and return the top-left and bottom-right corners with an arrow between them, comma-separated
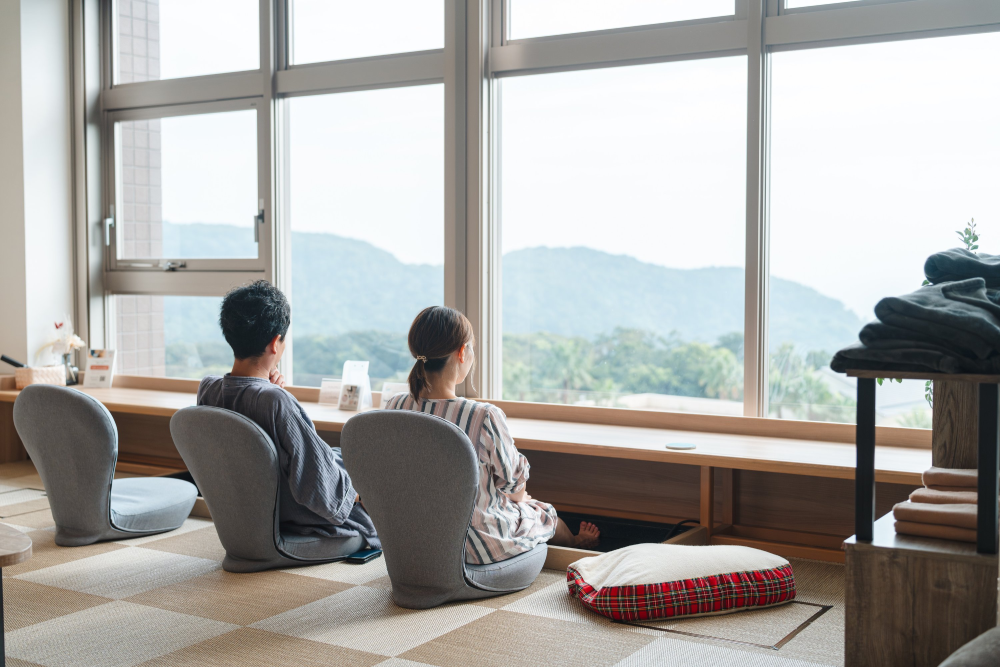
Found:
13,385 -> 197,546
341,410 -> 546,609
170,406 -> 364,573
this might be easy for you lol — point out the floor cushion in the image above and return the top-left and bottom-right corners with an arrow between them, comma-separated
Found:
567,543 -> 796,622
109,477 -> 198,534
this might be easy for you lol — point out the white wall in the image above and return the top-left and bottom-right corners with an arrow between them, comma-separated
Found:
0,0 -> 29,369
0,0 -> 76,370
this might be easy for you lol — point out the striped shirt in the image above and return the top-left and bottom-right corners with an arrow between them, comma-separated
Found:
384,393 -> 558,564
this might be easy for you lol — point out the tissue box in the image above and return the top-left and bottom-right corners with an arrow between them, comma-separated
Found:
15,366 -> 67,390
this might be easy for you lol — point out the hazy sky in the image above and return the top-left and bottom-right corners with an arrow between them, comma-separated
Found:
500,57 -> 747,268
508,0 -> 734,39
146,3 -> 999,322
292,0 -> 444,63
770,32 -> 1000,319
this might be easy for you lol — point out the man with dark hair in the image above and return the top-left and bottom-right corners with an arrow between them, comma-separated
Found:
198,280 -> 378,548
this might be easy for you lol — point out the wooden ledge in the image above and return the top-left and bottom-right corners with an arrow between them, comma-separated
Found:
0,378 -> 930,484
845,513 -> 998,566
847,370 -> 1000,383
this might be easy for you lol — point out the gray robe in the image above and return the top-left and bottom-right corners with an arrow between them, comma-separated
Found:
198,374 -> 379,548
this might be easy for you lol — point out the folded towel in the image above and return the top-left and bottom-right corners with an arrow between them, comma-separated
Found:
909,487 -> 978,505
893,501 -> 977,530
925,248 -> 1000,288
859,321 -> 986,363
894,520 -> 977,543
830,342 -> 973,374
928,486 -> 982,493
923,467 -> 978,489
873,279 -> 1000,362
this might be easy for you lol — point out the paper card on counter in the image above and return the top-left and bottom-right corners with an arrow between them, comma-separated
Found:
339,383 -> 361,411
82,349 -> 116,388
318,379 -> 342,405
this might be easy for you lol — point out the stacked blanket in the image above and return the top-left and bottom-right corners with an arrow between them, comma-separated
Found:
893,467 -> 979,543
831,249 -> 1000,374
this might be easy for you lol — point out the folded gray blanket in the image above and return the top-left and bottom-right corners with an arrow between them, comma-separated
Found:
925,248 -> 1000,287
873,279 -> 1000,360
830,342 -> 978,375
859,321 -> 984,360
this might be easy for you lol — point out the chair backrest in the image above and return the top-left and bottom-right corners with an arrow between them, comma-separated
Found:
13,385 -> 117,543
170,406 -> 283,565
341,410 -> 479,608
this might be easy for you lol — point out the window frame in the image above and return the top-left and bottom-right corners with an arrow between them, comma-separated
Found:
104,99 -> 267,275
100,0 -> 277,303
84,0 -> 1000,422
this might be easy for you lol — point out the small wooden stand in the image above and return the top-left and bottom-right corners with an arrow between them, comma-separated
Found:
845,514 -> 997,667
844,370 -> 1000,667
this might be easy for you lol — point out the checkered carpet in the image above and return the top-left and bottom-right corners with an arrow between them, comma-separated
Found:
0,461 -> 846,667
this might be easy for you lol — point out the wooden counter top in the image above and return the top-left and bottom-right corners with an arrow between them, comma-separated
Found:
0,384 -> 929,484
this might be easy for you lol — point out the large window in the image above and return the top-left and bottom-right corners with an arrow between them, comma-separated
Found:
499,57 -> 747,414
94,0 -> 999,428
287,85 -> 445,388
769,32 -> 1000,426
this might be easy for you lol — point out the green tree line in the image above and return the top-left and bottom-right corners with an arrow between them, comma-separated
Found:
166,327 -> 873,424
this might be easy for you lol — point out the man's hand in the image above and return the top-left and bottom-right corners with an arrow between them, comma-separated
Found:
269,368 -> 286,388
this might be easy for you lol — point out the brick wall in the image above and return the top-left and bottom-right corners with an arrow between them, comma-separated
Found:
115,0 -> 166,376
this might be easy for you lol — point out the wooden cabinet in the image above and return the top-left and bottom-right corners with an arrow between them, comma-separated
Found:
845,514 -> 998,667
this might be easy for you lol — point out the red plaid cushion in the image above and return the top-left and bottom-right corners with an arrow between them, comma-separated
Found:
567,546 -> 796,621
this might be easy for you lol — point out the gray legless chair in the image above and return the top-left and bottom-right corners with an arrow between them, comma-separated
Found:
341,410 -> 547,609
170,406 -> 364,573
13,385 -> 197,547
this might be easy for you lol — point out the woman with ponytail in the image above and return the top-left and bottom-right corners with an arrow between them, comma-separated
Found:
384,306 -> 599,565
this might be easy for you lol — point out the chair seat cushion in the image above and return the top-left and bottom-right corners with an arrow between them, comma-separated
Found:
567,544 -> 796,622
110,477 -> 198,534
465,544 -> 547,592
278,532 -> 366,561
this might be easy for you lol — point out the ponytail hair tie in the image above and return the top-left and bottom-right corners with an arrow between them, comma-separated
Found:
416,356 -> 427,362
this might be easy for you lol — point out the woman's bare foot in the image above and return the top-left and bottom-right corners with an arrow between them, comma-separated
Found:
573,521 -> 600,549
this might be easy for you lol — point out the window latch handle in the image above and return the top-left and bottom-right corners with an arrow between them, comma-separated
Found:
104,206 -> 115,247
254,200 -> 265,243
160,261 -> 186,272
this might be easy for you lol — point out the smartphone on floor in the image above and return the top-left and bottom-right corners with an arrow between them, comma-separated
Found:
346,549 -> 382,564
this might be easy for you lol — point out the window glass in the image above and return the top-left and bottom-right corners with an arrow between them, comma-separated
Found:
508,0 -> 735,40
785,0 -> 860,8
500,58 -> 747,414
117,0 -> 259,84
769,33 -> 1000,427
114,296 -> 230,379
115,110 -> 258,261
287,85 -> 444,388
291,0 -> 444,65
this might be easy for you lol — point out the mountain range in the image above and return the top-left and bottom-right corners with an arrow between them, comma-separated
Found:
162,222 -> 864,354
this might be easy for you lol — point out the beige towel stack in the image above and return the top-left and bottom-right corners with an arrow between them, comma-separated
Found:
894,467 -> 979,543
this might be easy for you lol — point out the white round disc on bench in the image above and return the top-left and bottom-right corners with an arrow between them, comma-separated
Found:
665,442 -> 696,450
567,543 -> 796,622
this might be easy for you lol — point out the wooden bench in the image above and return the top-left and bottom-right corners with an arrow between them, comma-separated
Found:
0,375 -> 932,562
